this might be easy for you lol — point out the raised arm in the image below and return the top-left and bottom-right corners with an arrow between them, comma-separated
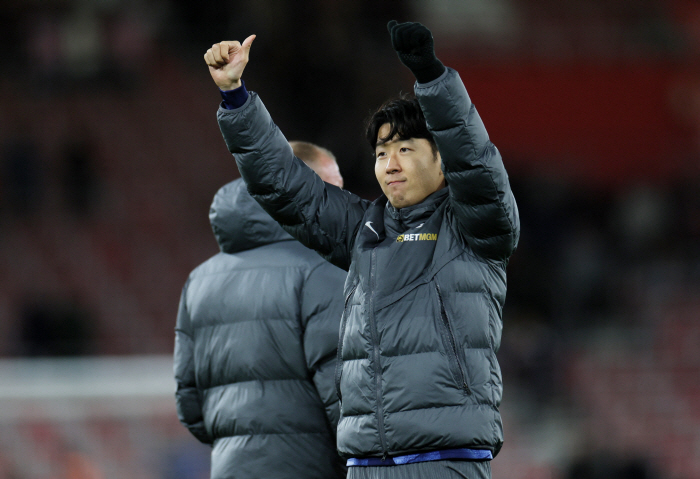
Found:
388,21 -> 520,261
205,38 -> 369,270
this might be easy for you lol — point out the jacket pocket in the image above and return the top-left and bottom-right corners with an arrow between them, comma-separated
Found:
435,282 -> 472,395
335,282 -> 358,402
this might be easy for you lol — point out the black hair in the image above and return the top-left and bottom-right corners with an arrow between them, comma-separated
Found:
365,94 -> 437,155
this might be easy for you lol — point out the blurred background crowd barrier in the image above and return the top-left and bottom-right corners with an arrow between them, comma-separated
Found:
0,0 -> 699,478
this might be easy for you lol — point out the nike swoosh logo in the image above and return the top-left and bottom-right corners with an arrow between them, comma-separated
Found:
365,221 -> 380,240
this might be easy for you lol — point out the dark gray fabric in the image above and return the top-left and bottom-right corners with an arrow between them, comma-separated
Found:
348,460 -> 491,479
217,67 -> 519,460
174,178 -> 347,479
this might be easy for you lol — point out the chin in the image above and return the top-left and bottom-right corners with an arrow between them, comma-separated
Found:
388,195 -> 401,206
391,198 -> 412,209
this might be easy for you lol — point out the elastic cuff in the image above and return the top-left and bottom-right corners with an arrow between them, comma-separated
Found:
219,81 -> 248,110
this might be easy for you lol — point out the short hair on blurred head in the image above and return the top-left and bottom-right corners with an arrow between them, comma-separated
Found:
289,140 -> 343,188
289,141 -> 336,164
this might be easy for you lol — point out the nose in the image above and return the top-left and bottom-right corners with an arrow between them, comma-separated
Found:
385,153 -> 401,174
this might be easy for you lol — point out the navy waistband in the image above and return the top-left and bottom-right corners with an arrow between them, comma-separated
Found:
347,448 -> 493,467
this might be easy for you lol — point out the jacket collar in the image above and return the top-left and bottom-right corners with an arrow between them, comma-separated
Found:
384,187 -> 449,237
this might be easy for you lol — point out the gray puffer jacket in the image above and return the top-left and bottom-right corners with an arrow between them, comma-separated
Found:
174,179 -> 347,479
217,68 -> 519,459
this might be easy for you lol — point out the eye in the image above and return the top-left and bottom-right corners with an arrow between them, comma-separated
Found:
399,147 -> 410,153
376,151 -> 386,159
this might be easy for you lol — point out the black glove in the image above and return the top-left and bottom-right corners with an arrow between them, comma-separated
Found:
387,20 -> 445,84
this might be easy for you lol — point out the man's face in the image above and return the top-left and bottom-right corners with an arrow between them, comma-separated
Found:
374,123 -> 445,209
311,154 -> 344,188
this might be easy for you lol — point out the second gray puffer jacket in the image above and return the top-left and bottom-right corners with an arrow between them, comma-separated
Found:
174,179 -> 347,479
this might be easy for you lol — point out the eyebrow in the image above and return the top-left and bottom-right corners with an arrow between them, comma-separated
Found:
375,137 -> 413,148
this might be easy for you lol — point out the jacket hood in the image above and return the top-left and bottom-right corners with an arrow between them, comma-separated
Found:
209,179 -> 293,254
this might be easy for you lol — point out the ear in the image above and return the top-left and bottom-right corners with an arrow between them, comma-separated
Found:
435,151 -> 445,182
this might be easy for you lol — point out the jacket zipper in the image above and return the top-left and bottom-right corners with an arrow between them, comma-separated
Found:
335,282 -> 358,402
368,248 -> 389,456
436,283 -> 472,395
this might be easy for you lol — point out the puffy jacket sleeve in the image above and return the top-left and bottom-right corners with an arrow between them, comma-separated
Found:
415,68 -> 520,261
300,261 -> 346,432
173,281 -> 213,445
217,94 -> 370,271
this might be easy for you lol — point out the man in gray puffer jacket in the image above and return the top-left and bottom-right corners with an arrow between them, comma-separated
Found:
174,163 -> 347,478
205,20 -> 519,479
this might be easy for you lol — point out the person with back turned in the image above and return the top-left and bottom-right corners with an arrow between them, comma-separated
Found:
174,142 -> 347,479
205,20 -> 520,479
